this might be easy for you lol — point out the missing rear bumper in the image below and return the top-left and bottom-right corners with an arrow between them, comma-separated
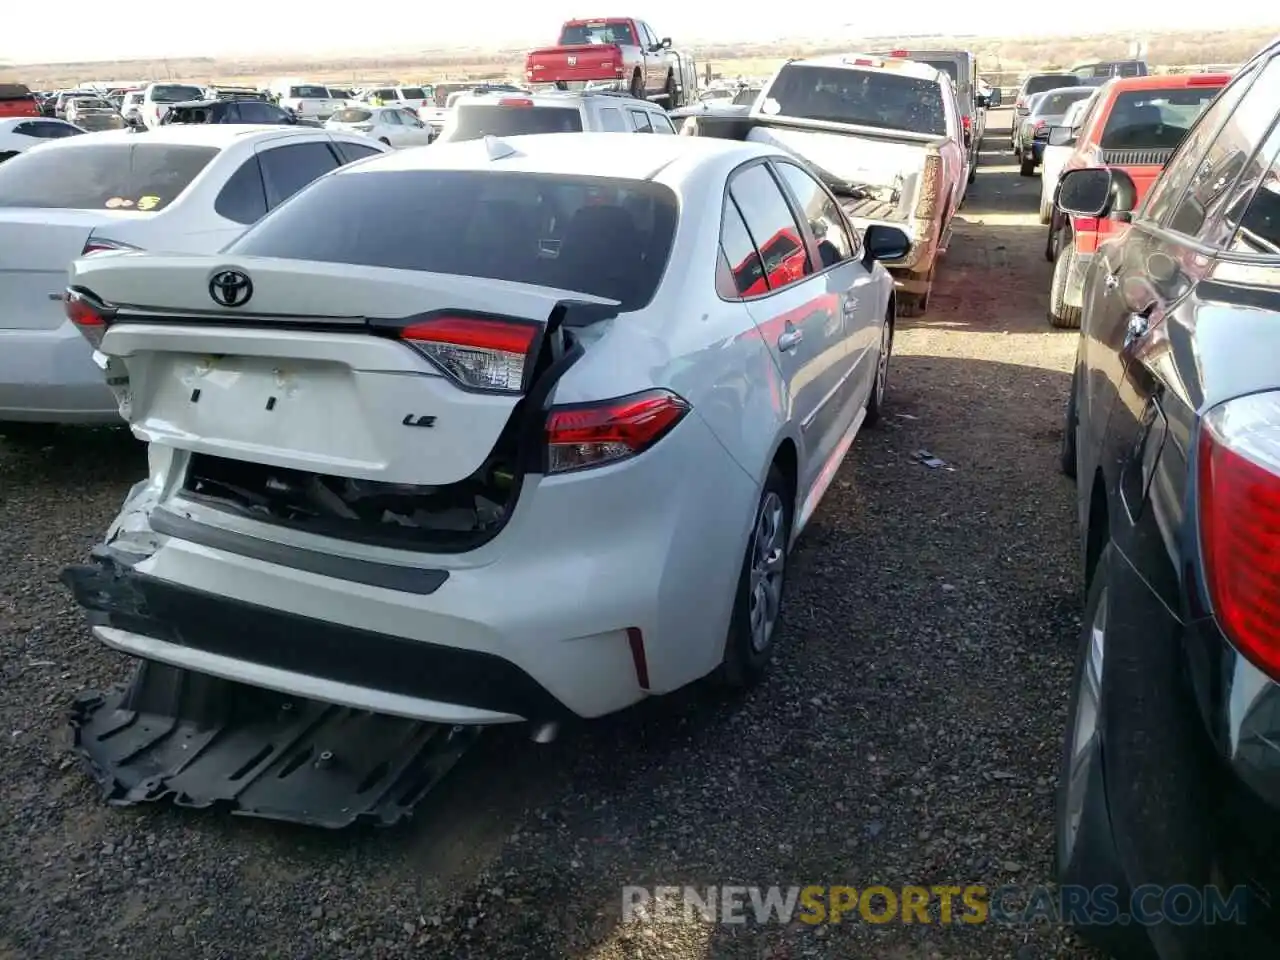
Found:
70,660 -> 479,828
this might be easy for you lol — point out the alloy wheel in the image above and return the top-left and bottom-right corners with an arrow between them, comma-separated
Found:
748,491 -> 786,653
1063,586 -> 1107,865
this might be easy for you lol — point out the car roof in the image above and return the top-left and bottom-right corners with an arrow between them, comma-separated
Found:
29,125 -> 325,149
1104,73 -> 1233,92
791,53 -> 944,82
340,131 -> 776,180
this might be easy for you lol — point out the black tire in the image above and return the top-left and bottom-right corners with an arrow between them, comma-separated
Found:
1055,544 -> 1157,958
967,157 -> 976,184
629,71 -> 644,100
718,464 -> 792,688
864,314 -> 893,428
1019,153 -> 1036,177
1061,364 -> 1079,479
664,72 -> 677,107
1039,193 -> 1053,225
1049,237 -> 1082,329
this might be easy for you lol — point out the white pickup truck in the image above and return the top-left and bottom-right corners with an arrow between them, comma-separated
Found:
673,54 -> 968,315
268,79 -> 345,120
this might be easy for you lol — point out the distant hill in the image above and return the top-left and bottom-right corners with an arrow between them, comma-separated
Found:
3,25 -> 1275,89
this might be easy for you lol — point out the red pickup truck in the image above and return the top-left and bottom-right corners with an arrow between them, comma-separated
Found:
525,18 -> 691,105
0,83 -> 41,119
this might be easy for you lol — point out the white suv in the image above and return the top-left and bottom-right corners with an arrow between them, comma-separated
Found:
434,90 -> 677,143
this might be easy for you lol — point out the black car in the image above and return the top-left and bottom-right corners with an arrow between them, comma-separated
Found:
1056,36 -> 1280,959
159,98 -> 322,127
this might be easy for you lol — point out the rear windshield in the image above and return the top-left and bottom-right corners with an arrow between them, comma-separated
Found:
1025,74 -> 1079,96
227,170 -> 678,311
73,98 -> 112,109
151,84 -> 205,103
1033,89 -> 1093,116
0,83 -> 34,100
331,108 -> 372,123
0,143 -> 217,211
443,104 -> 583,141
1099,86 -> 1223,150
558,20 -> 636,46
400,87 -> 426,100
731,87 -> 761,106
290,85 -> 330,99
764,64 -> 946,136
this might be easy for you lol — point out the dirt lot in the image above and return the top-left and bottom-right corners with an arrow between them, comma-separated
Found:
0,111 -> 1099,959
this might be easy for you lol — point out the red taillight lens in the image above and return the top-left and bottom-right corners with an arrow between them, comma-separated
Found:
82,237 -> 140,256
64,290 -> 114,349
545,389 -> 690,474
400,314 -> 540,393
1199,393 -> 1280,680
962,114 -> 972,131
890,49 -> 908,58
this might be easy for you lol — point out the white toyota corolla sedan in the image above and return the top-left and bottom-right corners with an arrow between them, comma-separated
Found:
61,132 -> 908,727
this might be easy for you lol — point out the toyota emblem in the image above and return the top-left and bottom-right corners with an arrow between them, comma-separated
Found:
209,269 -> 253,308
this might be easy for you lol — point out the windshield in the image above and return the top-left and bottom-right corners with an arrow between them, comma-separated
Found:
228,170 -> 677,311
400,87 -> 426,100
151,84 -> 205,103
918,60 -> 961,83
0,143 -> 217,211
289,85 -> 330,99
1033,89 -> 1092,116
443,104 -> 584,141
764,64 -> 946,136
731,87 -> 761,106
558,20 -> 636,46
331,108 -> 372,123
1099,86 -> 1223,150
1025,74 -> 1079,96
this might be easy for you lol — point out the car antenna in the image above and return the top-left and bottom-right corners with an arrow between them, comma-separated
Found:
482,135 -> 520,161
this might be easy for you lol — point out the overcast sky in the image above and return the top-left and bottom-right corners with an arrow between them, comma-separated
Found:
3,1 -> 1276,64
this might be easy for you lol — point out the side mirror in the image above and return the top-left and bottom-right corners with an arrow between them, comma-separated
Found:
1058,167 -> 1138,221
661,37 -> 672,48
1047,125 -> 1075,147
863,224 -> 911,263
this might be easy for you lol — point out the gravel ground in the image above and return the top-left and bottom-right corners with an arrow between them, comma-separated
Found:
1,112 -> 1101,959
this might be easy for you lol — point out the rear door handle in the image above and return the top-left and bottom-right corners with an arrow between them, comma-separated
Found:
777,330 -> 803,352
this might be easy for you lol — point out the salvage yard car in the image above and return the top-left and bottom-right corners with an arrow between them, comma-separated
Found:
60,134 -> 908,743
1046,71 -> 1231,327
1055,38 -> 1280,959
326,105 -> 435,145
0,126 -> 389,433
434,89 -> 677,143
0,116 -> 83,162
674,53 -> 967,316
1014,85 -> 1093,177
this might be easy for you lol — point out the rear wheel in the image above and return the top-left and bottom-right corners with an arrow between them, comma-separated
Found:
719,465 -> 792,688
1049,235 -> 1082,329
864,316 -> 893,428
1020,153 -> 1037,177
629,70 -> 645,99
664,72 -> 677,107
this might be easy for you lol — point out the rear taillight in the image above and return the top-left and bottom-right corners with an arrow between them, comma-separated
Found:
1034,119 -> 1046,130
499,98 -> 534,108
82,237 -> 140,256
961,114 -> 972,132
545,389 -> 690,474
914,154 -> 942,221
400,314 -> 540,393
64,289 -> 115,349
1199,392 -> 1280,680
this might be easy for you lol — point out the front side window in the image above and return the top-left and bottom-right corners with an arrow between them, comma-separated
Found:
257,141 -> 341,209
150,84 -> 204,104
773,161 -> 856,267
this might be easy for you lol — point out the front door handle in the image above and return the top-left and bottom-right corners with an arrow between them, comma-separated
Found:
777,329 -> 803,353
1123,312 -> 1149,348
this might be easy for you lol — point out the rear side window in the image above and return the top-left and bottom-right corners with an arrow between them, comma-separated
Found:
214,157 -> 268,224
226,170 -> 678,311
629,109 -> 654,133
257,141 -> 341,208
729,163 -> 811,289
718,198 -> 767,297
400,88 -> 426,100
445,104 -> 583,141
598,107 -> 626,132
290,85 -> 330,99
0,143 -> 217,210
332,140 -> 384,164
